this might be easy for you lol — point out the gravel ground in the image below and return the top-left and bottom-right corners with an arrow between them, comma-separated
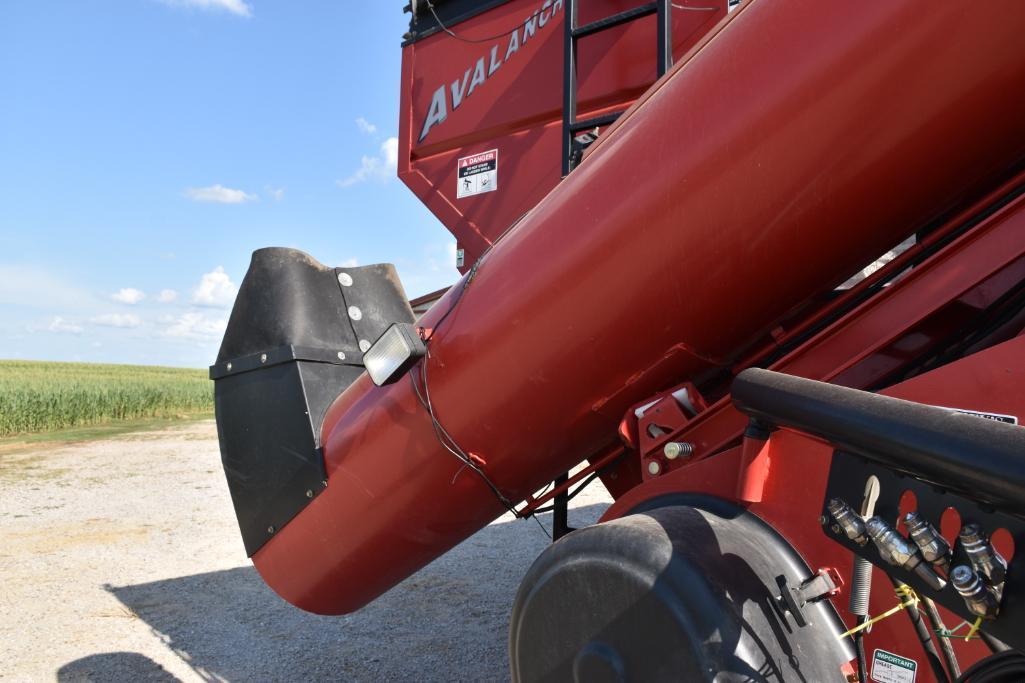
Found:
0,420 -> 612,682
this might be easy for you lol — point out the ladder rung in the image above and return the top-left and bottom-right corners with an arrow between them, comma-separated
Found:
569,112 -> 623,133
571,3 -> 658,39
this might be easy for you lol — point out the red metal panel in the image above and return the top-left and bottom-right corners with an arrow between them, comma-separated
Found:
254,0 -> 1025,614
399,0 -> 728,269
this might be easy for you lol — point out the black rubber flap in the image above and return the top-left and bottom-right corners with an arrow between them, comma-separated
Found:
509,497 -> 853,682
213,247 -> 415,556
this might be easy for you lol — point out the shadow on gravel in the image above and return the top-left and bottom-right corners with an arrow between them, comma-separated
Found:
106,503 -> 609,682
57,652 -> 182,682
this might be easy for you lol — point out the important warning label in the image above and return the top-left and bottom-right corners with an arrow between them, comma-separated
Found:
457,149 -> 498,198
871,649 -> 917,683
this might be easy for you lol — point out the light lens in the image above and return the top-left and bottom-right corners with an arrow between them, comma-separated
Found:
364,323 -> 426,386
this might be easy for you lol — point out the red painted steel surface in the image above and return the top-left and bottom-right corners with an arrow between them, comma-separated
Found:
253,0 -> 1025,614
636,184 -> 1025,481
398,0 -> 727,270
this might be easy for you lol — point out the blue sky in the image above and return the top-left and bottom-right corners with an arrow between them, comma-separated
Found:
0,1 -> 457,368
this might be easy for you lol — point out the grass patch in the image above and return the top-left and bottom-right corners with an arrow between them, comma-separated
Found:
0,414 -> 214,457
0,360 -> 214,439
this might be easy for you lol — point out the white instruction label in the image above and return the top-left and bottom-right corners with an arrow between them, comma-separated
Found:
948,407 -> 1018,425
457,149 -> 497,198
871,649 -> 917,683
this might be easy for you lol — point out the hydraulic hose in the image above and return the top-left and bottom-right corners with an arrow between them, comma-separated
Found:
890,578 -> 950,683
921,596 -> 961,679
979,632 -> 1012,654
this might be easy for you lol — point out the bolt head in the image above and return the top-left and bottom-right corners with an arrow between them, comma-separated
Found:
337,351 -> 346,360
348,305 -> 362,321
647,460 -> 661,476
226,362 -> 232,371
305,489 -> 314,498
267,525 -> 275,534
337,272 -> 353,287
663,441 -> 693,459
359,339 -> 371,352
260,353 -> 267,363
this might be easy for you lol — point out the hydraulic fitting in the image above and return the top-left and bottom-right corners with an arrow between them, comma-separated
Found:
951,565 -> 1000,618
827,498 -> 867,544
866,517 -> 947,591
960,524 -> 1007,587
904,511 -> 951,571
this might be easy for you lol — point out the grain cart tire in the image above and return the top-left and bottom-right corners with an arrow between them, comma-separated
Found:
509,499 -> 853,682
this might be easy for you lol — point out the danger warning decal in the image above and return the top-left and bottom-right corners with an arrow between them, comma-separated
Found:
457,149 -> 498,199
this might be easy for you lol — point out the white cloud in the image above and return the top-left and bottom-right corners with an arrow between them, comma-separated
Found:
111,288 -> 146,304
184,184 -> 258,204
337,137 -> 399,187
158,0 -> 253,17
192,266 -> 237,307
161,312 -> 228,340
338,257 -> 359,268
156,289 -> 179,303
265,186 -> 285,201
90,313 -> 142,328
47,317 -> 83,334
355,117 -> 377,135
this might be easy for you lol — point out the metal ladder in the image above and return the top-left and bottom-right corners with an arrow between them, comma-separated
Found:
562,0 -> 673,176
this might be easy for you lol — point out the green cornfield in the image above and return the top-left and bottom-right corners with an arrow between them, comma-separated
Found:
0,360 -> 213,437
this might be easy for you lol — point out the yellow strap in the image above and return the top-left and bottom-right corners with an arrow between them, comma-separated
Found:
837,584 -> 920,640
965,616 -> 983,642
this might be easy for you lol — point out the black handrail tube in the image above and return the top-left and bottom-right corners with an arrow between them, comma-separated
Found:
731,368 -> 1025,515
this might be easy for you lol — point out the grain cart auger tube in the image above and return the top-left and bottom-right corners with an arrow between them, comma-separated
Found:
212,0 -> 1025,680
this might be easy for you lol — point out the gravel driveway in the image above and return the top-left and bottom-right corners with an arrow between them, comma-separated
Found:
0,421 -> 612,682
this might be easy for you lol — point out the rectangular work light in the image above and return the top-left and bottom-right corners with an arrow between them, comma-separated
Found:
364,322 -> 427,386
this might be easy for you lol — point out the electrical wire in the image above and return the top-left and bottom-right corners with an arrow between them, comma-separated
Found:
410,314 -> 552,540
853,616 -> 868,683
423,0 -> 717,46
527,469 -> 607,516
423,1 -> 525,44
